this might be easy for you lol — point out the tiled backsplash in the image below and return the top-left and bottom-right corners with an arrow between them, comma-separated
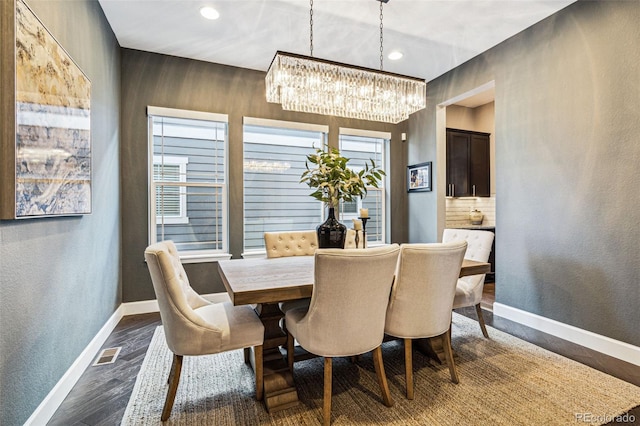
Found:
446,197 -> 496,227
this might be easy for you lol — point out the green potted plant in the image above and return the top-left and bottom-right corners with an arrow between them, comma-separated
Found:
300,144 -> 385,248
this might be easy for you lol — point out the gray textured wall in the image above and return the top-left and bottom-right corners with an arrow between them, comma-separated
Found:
406,103 -> 439,243
120,49 -> 407,302
409,0 -> 640,346
0,1 -> 120,425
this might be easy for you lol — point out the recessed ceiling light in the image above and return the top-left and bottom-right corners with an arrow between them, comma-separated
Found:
388,51 -> 403,61
200,6 -> 220,20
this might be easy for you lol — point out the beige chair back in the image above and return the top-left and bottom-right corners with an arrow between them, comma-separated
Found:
442,229 -> 494,306
385,242 -> 467,338
145,241 -> 222,354
290,245 -> 400,357
442,229 -> 494,263
344,228 -> 358,249
264,230 -> 318,258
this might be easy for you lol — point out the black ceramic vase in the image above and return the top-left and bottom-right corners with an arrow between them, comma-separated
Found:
317,207 -> 346,249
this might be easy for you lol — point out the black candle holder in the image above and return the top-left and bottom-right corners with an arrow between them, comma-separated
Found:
358,217 -> 369,248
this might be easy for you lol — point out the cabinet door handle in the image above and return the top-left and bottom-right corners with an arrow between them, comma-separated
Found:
473,185 -> 476,197
452,184 -> 455,197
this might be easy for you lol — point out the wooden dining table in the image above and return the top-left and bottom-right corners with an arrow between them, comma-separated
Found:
218,255 -> 490,412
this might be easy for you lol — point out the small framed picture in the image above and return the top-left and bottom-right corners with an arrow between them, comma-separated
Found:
407,162 -> 432,192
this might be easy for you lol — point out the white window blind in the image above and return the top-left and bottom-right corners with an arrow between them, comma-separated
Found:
148,107 -> 229,259
243,119 -> 327,252
339,130 -> 389,245
153,156 -> 188,223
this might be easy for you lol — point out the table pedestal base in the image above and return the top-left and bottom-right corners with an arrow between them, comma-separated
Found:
382,335 -> 447,364
253,303 -> 299,412
415,336 -> 447,364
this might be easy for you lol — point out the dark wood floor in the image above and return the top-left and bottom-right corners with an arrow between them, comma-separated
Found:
48,291 -> 640,425
48,313 -> 162,426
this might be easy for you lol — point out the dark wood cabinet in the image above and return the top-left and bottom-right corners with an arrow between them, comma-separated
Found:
446,129 -> 490,197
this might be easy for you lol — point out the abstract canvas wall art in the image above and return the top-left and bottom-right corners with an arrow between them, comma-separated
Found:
10,0 -> 91,218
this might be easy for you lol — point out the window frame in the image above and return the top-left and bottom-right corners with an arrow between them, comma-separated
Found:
147,106 -> 230,263
338,127 -> 390,246
242,117 -> 328,257
152,155 -> 189,225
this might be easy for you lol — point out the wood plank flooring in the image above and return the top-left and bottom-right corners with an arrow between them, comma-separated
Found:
47,301 -> 640,425
47,313 -> 161,426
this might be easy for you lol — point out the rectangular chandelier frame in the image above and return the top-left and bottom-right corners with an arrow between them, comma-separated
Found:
265,51 -> 426,124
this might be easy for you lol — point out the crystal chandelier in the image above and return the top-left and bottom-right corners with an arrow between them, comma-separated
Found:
265,0 -> 426,124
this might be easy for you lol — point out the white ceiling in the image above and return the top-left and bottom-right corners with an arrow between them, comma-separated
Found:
99,0 -> 575,86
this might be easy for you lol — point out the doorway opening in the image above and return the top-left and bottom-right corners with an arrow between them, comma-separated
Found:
436,81 -> 496,310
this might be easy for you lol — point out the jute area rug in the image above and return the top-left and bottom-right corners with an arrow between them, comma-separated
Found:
122,313 -> 640,425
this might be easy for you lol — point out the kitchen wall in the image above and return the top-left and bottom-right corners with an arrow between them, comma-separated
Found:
0,1 -> 121,424
445,197 -> 496,228
409,0 -> 640,346
120,49 -> 407,302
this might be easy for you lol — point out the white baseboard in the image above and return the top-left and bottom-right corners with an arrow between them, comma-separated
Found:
121,292 -> 231,316
493,303 -> 640,367
121,298 -> 159,316
25,292 -> 231,425
120,292 -> 230,316
24,305 -> 125,426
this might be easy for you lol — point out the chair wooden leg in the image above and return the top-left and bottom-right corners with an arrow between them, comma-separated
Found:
162,354 -> 183,421
475,303 -> 489,338
323,357 -> 332,426
287,330 -> 295,372
441,328 -> 459,384
404,338 -> 414,400
244,347 -> 251,364
254,345 -> 264,401
372,346 -> 394,407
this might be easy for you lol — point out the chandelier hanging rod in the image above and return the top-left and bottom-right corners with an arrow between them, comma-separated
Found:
267,50 -> 425,84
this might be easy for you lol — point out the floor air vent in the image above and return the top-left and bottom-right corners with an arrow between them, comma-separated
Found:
93,347 -> 121,366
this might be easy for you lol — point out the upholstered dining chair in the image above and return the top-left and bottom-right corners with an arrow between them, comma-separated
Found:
442,228 -> 495,338
144,241 -> 265,421
384,242 -> 468,399
285,245 -> 401,426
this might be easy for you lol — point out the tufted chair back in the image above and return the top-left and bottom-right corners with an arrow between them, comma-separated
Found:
264,230 -> 318,258
442,228 -> 494,338
344,228 -> 358,249
442,229 -> 494,263
145,241 -> 217,354
442,228 -> 494,296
